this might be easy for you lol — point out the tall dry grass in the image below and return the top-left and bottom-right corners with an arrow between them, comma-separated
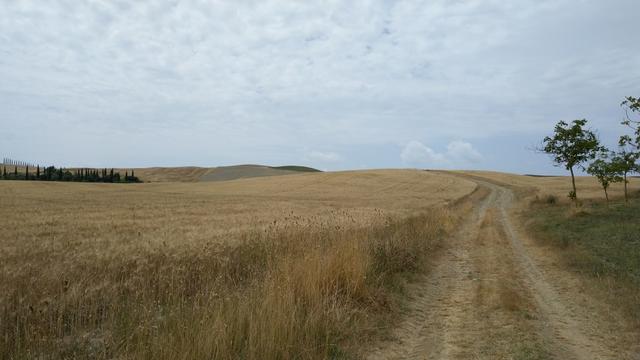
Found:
1,208 -> 454,359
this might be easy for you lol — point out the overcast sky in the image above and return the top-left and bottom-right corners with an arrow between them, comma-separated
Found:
1,1 -> 638,174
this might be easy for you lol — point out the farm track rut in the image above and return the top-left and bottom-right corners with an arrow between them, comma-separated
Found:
367,177 -> 638,359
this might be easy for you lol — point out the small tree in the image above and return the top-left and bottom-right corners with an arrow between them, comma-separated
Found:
587,156 -> 622,204
614,135 -> 640,203
622,96 -> 640,147
542,119 -> 602,204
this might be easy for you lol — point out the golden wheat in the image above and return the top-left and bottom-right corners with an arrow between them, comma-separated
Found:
0,170 -> 473,359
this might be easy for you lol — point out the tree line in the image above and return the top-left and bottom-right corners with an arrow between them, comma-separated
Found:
0,164 -> 141,183
2,158 -> 36,168
542,95 -> 639,204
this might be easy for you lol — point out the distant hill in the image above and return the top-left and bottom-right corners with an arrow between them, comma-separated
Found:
129,164 -> 320,182
269,165 -> 321,172
199,165 -> 317,182
523,174 -> 559,178
119,167 -> 209,183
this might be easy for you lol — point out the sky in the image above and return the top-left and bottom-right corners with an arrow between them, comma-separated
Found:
1,1 -> 638,174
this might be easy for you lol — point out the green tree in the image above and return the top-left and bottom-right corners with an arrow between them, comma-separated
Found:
587,155 -> 622,204
621,96 -> 640,148
542,119 -> 602,204
612,136 -> 639,203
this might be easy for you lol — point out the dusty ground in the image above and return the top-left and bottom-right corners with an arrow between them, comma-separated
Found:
368,173 -> 640,359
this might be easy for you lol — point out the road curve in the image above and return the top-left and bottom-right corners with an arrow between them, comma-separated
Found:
367,177 -> 637,359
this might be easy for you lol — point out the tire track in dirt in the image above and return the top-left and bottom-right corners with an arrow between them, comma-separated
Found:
367,178 -> 634,359
367,184 -> 498,359
488,180 -> 633,359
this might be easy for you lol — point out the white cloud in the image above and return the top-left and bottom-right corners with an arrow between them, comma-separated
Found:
306,151 -> 342,163
446,140 -> 483,163
0,1 -> 637,172
400,141 -> 447,166
401,140 -> 482,168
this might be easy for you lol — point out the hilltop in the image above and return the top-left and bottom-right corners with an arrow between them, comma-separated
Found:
121,164 -> 321,183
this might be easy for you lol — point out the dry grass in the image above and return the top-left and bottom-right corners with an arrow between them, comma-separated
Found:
0,170 -> 473,359
458,170 -> 638,204
527,197 -> 640,328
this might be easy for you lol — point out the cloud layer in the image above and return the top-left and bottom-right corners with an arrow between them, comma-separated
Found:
401,140 -> 482,168
1,1 -> 638,172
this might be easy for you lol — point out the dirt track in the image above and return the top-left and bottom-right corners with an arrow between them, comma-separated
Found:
368,177 -> 639,359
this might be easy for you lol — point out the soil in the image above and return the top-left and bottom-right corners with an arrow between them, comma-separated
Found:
367,177 -> 640,359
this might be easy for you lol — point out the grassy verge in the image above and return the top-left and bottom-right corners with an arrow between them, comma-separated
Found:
527,197 -> 640,327
1,208 -> 455,359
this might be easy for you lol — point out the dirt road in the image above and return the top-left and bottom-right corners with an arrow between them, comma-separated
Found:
368,178 -> 639,359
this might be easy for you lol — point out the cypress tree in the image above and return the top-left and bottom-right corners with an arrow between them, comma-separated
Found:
14,166 -> 17,176
25,166 -> 29,180
110,168 -> 114,182
36,165 -> 40,179
2,166 -> 6,179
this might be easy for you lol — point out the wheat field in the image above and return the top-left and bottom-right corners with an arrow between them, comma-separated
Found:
0,170 -> 475,359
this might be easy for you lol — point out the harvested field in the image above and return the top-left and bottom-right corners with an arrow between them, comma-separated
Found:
198,164 -> 300,182
122,166 -> 211,182
122,164 -> 318,183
